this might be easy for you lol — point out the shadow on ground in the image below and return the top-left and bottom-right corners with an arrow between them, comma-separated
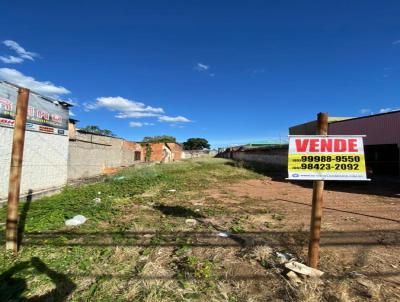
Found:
225,161 -> 400,198
154,204 -> 205,219
17,189 -> 33,249
0,257 -> 76,301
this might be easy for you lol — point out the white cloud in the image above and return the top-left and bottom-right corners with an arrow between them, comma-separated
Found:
195,62 -> 210,71
379,108 -> 393,113
3,40 -> 38,61
0,68 -> 70,96
85,96 -> 164,119
129,122 -> 143,127
129,121 -> 154,128
360,108 -> 372,115
158,115 -> 191,123
69,111 -> 75,117
116,112 -> 160,118
0,55 -> 23,64
85,97 -> 192,124
393,40 -> 400,45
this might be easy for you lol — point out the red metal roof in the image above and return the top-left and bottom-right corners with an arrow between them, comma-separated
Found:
329,110 -> 400,145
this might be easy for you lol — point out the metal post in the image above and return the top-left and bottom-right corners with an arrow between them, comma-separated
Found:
308,112 -> 328,268
5,87 -> 30,252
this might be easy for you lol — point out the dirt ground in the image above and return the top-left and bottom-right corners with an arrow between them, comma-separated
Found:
2,159 -> 399,301
194,176 -> 400,300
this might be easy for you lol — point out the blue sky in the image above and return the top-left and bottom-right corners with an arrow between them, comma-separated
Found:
0,1 -> 399,147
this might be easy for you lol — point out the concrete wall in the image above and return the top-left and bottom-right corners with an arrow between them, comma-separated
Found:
0,127 -> 69,200
121,141 -> 142,166
182,150 -> 217,159
68,131 -> 142,181
218,145 -> 288,169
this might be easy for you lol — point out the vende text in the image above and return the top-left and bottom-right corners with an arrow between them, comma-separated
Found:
295,138 -> 358,153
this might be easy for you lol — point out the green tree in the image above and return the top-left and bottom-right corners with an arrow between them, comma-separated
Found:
143,135 -> 176,143
80,125 -> 116,137
183,138 -> 210,150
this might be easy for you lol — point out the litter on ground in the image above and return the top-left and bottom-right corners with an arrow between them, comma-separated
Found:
285,261 -> 324,277
65,215 -> 87,226
185,218 -> 197,226
286,271 -> 303,285
276,251 -> 294,263
216,232 -> 230,237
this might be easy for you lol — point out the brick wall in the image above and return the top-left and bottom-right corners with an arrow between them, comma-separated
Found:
166,143 -> 182,161
145,143 -> 183,162
149,143 -> 165,161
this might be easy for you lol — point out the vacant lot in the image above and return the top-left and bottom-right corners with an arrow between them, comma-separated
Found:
1,158 -> 399,301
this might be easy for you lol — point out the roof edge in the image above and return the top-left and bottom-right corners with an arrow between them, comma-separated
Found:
0,80 -> 73,107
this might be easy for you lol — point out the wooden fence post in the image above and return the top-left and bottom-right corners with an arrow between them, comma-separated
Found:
307,112 -> 328,268
5,87 -> 30,253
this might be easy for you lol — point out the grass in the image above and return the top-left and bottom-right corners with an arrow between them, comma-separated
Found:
1,158 -> 390,301
0,158 -> 265,301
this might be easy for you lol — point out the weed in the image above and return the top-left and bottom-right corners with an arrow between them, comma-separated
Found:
0,159 -> 269,301
272,213 -> 285,221
230,224 -> 244,233
175,245 -> 191,257
229,216 -> 248,233
186,256 -> 214,280
264,221 -> 276,228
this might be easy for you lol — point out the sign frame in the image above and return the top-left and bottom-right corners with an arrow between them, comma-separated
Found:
287,134 -> 370,181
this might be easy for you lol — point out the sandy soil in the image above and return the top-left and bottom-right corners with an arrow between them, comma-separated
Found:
198,177 -> 400,299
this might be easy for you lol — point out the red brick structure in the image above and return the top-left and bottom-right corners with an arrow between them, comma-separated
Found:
149,143 -> 165,161
122,141 -> 142,161
141,142 -> 183,162
166,143 -> 183,161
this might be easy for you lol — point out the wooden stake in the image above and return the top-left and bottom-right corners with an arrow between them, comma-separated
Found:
307,112 -> 328,268
5,87 -> 30,252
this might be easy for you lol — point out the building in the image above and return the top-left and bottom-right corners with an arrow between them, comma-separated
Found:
289,117 -> 352,135
290,111 -> 400,176
0,80 -> 184,202
329,111 -> 400,176
166,143 -> 183,161
67,120 -> 143,180
142,142 -> 183,163
0,81 -> 72,201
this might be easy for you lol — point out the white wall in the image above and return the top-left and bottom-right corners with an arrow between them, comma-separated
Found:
0,127 -> 69,200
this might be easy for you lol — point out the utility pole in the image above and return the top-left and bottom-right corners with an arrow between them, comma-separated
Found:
307,112 -> 328,268
5,87 -> 30,253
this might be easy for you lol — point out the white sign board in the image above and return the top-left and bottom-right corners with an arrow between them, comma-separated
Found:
288,135 -> 368,181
